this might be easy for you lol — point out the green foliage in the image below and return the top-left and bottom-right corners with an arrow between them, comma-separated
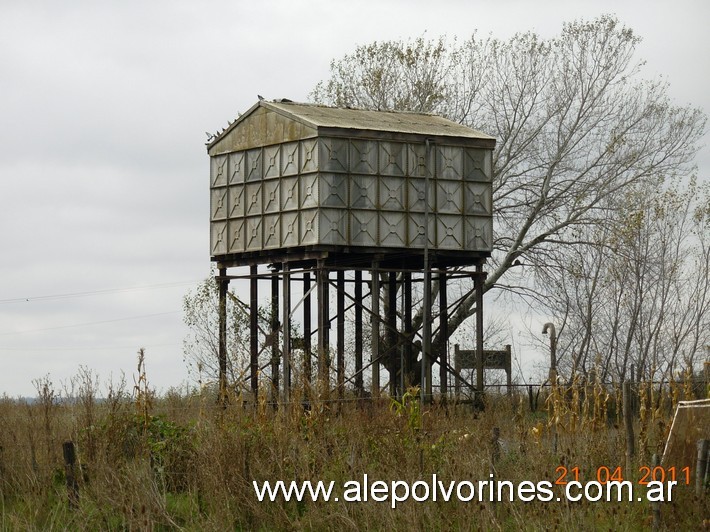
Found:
389,387 -> 422,433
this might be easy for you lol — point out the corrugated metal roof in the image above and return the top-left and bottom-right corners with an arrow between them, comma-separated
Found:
207,100 -> 494,150
264,100 -> 494,140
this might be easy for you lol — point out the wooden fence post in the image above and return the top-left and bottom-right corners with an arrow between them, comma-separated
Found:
623,381 -> 635,477
62,441 -> 79,509
651,453 -> 661,531
697,439 -> 709,497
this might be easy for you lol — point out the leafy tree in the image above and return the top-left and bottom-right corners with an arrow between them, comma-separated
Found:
182,269 -> 268,392
312,15 -> 707,382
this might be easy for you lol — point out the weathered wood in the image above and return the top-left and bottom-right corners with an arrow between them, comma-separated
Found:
270,270 -> 280,401
317,261 -> 329,399
371,263 -> 380,398
623,381 -> 635,477
282,263 -> 291,404
403,272 -> 412,389
62,441 -> 79,510
218,267 -> 228,405
439,270 -> 448,397
250,264 -> 258,399
337,270 -> 345,402
387,271 -> 398,397
475,263 -> 484,403
651,453 -> 661,531
354,270 -> 363,397
303,272 -> 312,386
697,439 -> 709,497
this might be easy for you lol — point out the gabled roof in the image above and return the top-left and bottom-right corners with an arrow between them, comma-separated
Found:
207,100 -> 494,152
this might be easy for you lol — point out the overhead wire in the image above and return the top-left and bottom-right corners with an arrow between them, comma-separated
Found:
0,280 -> 201,305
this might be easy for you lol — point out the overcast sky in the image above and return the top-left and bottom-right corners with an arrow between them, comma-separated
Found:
1,0 -> 708,397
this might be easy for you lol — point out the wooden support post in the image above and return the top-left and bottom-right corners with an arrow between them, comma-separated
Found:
282,263 -> 291,404
387,271 -> 398,397
697,439 -> 709,497
423,267 -> 432,402
62,441 -> 79,510
403,272 -> 412,389
439,269 -> 448,398
505,345 -> 512,396
317,260 -> 330,398
303,272 -> 312,387
250,264 -> 259,400
475,262 -> 485,402
354,270 -> 363,397
454,344 -> 461,398
623,381 -> 635,477
270,269 -> 280,401
371,263 -> 380,398
337,269 -> 345,402
651,453 -> 661,530
218,266 -> 228,404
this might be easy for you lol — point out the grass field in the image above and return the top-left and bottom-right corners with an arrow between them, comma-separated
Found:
0,370 -> 707,530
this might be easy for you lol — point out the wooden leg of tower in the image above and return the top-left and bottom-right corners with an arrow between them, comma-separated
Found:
354,270 -> 363,397
371,262 -> 380,399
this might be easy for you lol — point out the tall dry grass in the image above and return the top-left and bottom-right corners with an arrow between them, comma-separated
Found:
0,368 -> 707,530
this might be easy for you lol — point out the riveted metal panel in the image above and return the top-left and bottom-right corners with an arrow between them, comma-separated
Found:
210,188 -> 228,221
262,179 -> 280,213
263,145 -> 281,178
379,141 -> 406,176
211,155 -> 228,187
300,139 -> 318,173
437,180 -> 464,214
407,214 -> 435,248
380,176 -> 406,211
281,211 -> 299,247
350,210 -> 378,247
463,148 -> 492,182
227,185 -> 244,219
228,151 -> 245,184
464,182 -> 491,215
263,214 -> 281,249
280,176 -> 299,211
379,212 -> 407,247
245,216 -> 263,251
350,175 -> 377,209
437,215 -> 464,249
350,139 -> 378,174
407,144 -> 427,177
319,138 -> 349,173
228,219 -> 244,253
245,148 -> 262,182
211,221 -> 228,256
300,209 -> 319,245
319,209 -> 348,245
407,178 -> 435,213
300,173 -> 319,209
319,174 -> 348,208
209,102 -> 496,262
281,142 -> 299,177
436,145 -> 463,180
464,217 -> 493,250
245,182 -> 262,216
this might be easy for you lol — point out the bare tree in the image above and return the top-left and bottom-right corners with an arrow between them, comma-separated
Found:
182,270 -> 269,391
541,180 -> 710,382
312,15 -> 707,379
